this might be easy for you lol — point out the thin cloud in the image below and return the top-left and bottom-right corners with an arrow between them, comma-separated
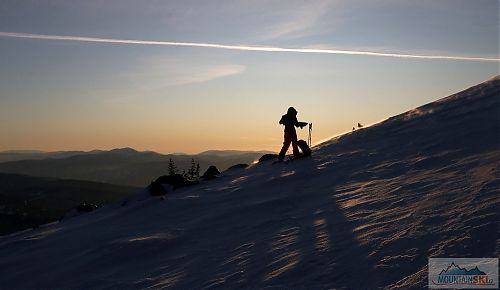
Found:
0,31 -> 498,62
82,58 -> 245,105
100,62 -> 245,103
128,61 -> 246,87
257,0 -> 333,41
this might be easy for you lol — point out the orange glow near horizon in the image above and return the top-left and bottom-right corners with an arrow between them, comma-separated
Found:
1,74 -> 497,155
0,119 -> 339,154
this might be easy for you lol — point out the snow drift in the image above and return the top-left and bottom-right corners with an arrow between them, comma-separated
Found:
0,76 -> 498,289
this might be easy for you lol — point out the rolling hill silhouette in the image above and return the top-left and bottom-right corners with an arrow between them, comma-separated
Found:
0,149 -> 272,187
0,150 -> 91,163
0,173 -> 138,236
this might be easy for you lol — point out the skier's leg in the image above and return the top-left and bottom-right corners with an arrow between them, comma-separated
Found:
279,135 -> 292,161
292,137 -> 300,158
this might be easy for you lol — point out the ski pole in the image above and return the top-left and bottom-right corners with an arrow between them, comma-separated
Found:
308,123 -> 313,147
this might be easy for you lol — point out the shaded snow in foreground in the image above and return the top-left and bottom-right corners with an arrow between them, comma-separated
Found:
0,76 -> 499,289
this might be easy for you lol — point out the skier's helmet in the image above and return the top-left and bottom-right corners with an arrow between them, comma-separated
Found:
287,107 -> 297,115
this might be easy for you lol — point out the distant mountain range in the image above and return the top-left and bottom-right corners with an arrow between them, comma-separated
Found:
0,148 -> 273,187
0,150 -> 92,163
0,172 -> 138,236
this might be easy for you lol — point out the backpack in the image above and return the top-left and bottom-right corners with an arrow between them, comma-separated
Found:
297,139 -> 311,157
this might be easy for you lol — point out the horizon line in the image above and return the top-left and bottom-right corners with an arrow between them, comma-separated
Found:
0,31 -> 499,62
0,147 -> 277,155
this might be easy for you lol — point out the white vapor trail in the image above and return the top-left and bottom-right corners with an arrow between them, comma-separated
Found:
0,31 -> 498,62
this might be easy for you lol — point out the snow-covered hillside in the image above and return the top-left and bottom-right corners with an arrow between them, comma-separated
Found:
0,76 -> 498,289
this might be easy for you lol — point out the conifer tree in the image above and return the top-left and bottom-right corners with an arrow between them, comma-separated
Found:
188,158 -> 197,180
168,159 -> 177,176
196,162 -> 200,179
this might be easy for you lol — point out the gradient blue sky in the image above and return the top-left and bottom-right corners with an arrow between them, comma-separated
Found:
0,0 -> 498,153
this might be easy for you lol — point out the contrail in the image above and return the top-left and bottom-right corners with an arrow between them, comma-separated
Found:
0,31 -> 498,62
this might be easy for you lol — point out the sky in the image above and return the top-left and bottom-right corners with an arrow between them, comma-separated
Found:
0,0 -> 498,154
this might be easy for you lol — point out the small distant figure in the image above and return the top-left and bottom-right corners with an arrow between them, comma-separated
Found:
352,127 -> 356,131
278,107 -> 308,161
357,123 -> 363,128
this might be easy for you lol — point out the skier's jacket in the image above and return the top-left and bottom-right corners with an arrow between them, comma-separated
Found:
279,114 -> 307,134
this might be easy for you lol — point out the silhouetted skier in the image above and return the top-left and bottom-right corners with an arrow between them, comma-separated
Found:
278,107 -> 308,161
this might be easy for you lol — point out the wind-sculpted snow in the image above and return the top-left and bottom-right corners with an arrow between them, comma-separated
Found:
0,76 -> 498,289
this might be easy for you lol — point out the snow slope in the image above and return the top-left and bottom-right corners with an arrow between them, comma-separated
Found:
0,76 -> 498,289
